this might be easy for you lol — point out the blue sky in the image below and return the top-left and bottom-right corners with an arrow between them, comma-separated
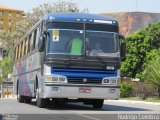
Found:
0,0 -> 160,13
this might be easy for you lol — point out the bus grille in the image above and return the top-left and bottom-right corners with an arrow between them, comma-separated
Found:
52,68 -> 117,84
67,77 -> 102,84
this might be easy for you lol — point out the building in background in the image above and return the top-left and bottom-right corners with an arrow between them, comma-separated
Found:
0,6 -> 24,60
0,6 -> 24,33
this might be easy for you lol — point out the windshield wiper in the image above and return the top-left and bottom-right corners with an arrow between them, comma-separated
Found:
64,55 -> 83,65
90,50 -> 106,66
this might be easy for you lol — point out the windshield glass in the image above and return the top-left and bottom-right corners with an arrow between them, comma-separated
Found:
86,31 -> 120,57
46,22 -> 120,59
47,29 -> 84,55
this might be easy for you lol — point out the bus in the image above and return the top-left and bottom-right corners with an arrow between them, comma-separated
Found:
13,12 -> 122,109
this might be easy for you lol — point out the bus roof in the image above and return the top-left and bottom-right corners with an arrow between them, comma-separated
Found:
43,12 -> 118,24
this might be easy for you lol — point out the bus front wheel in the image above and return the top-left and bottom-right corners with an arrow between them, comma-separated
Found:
36,89 -> 47,108
92,99 -> 104,109
37,98 -> 47,108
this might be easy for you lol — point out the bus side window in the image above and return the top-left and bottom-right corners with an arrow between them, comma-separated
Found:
24,40 -> 26,56
21,41 -> 24,57
30,32 -> 34,51
26,39 -> 28,55
20,43 -> 23,58
33,29 -> 37,50
35,26 -> 40,48
28,34 -> 32,53
18,43 -> 21,59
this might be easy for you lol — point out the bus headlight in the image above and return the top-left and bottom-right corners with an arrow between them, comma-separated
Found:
110,79 -> 117,84
102,78 -> 110,84
45,75 -> 67,83
52,76 -> 59,82
102,77 -> 121,85
45,76 -> 52,82
59,77 -> 67,83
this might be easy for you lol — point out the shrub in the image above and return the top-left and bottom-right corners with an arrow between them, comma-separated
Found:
120,82 -> 133,98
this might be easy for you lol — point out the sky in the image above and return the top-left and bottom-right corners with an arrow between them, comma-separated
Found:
0,0 -> 160,14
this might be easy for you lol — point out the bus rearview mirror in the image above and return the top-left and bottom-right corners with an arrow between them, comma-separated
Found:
120,35 -> 126,61
38,36 -> 45,52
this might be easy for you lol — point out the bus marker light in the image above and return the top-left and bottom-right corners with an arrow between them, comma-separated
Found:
94,20 -> 113,24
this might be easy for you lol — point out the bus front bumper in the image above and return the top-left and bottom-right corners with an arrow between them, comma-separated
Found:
43,84 -> 120,99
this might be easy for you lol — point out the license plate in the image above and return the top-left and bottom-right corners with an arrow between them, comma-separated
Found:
110,89 -> 115,93
79,87 -> 91,93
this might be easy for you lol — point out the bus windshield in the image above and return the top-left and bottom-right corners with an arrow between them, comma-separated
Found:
47,22 -> 120,58
47,29 -> 84,55
86,31 -> 120,57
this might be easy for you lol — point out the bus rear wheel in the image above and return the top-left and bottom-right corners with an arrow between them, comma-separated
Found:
92,99 -> 104,109
17,85 -> 25,103
17,92 -> 25,103
25,97 -> 32,103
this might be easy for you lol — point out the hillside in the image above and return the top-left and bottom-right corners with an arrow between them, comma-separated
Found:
100,12 -> 160,36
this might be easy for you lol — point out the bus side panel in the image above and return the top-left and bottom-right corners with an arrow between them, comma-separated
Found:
13,51 -> 42,97
24,52 -> 42,97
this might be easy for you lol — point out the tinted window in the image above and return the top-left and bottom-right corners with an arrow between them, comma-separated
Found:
86,23 -> 118,32
35,26 -> 40,48
48,22 -> 83,30
28,34 -> 32,53
33,29 -> 37,49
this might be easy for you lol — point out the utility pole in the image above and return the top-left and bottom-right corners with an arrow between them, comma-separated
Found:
0,84 -> 1,98
135,0 -> 138,12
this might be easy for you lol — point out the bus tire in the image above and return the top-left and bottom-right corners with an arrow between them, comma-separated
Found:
36,88 -> 47,108
37,97 -> 47,108
17,84 -> 25,103
25,97 -> 32,103
92,99 -> 104,110
17,92 -> 25,103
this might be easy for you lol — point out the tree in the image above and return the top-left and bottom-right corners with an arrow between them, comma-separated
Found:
144,57 -> 160,98
120,82 -> 133,98
0,19 -> 30,82
121,30 -> 146,78
0,57 -> 14,80
121,23 -> 160,79
27,0 -> 88,26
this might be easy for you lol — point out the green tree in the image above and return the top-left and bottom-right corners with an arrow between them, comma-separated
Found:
0,57 -> 14,80
121,30 -> 146,78
144,57 -> 160,98
121,23 -> 160,79
120,82 -> 133,98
